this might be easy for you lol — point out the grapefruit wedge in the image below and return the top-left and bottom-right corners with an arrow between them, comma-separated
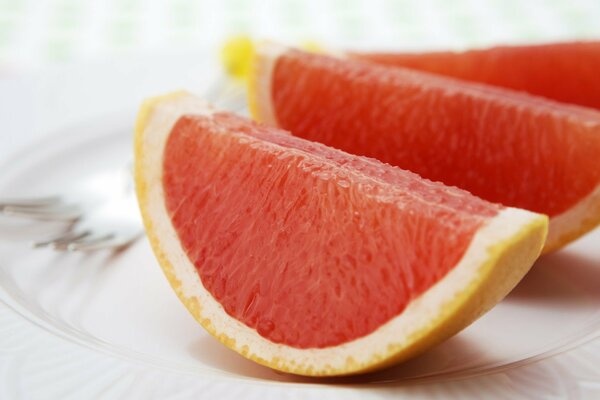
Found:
248,43 -> 600,253
135,91 -> 547,376
353,41 -> 600,110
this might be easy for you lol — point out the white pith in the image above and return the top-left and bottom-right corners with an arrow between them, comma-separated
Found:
138,92 -> 543,373
251,42 -> 284,126
252,43 -> 600,252
546,185 -> 600,250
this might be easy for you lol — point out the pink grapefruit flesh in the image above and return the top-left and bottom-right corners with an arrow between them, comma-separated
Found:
164,112 -> 500,348
353,41 -> 600,110
249,44 -> 600,252
135,92 -> 547,375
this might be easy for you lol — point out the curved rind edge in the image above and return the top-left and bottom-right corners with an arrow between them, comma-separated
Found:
544,185 -> 600,253
356,213 -> 548,374
134,93 -> 548,377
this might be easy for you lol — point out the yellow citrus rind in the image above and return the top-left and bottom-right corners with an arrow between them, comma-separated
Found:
135,92 -> 547,376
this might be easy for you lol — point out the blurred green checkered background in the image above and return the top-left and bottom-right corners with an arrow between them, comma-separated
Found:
1,0 -> 600,70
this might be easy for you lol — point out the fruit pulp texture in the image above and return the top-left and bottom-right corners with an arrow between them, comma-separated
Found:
354,42 -> 600,110
163,113 -> 501,348
271,50 -> 600,218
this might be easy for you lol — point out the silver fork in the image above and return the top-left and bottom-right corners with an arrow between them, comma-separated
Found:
1,164 -> 142,251
0,79 -> 246,251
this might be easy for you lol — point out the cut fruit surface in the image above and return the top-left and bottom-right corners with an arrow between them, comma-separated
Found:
248,43 -> 600,253
353,41 -> 600,110
135,91 -> 547,376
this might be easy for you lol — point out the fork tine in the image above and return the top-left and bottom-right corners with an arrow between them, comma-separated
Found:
0,196 -> 62,209
68,235 -> 137,251
2,205 -> 82,221
62,233 -> 115,251
33,230 -> 91,248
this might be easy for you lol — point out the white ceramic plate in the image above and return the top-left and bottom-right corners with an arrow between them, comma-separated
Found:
0,56 -> 599,399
